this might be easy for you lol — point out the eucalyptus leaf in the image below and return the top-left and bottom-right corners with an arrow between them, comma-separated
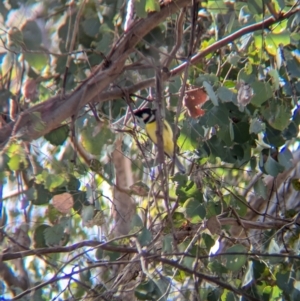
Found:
203,81 -> 218,106
251,81 -> 273,106
225,244 -> 247,272
264,155 -> 285,177
138,227 -> 152,246
278,147 -> 293,170
183,198 -> 206,222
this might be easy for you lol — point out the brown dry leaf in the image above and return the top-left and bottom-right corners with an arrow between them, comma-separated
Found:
184,87 -> 209,118
53,193 -> 74,214
9,98 -> 18,121
22,78 -> 38,102
236,80 -> 253,107
206,215 -> 221,235
130,181 -> 150,196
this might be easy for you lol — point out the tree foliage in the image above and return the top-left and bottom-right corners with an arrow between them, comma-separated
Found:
1,0 -> 300,300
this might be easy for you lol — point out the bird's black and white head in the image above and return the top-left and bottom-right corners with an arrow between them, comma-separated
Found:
133,108 -> 156,124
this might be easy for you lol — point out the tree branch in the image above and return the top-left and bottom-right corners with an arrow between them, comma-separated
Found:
0,3 -> 298,151
1,216 -> 293,262
0,0 -> 192,150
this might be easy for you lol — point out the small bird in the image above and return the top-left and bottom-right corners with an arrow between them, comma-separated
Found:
133,108 -> 186,174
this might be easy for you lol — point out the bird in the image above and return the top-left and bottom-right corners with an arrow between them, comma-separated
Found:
133,108 -> 186,174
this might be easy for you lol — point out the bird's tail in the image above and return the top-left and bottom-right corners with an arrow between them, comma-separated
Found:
174,155 -> 186,174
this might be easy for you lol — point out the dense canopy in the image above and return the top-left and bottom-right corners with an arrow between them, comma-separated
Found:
1,1 -> 300,300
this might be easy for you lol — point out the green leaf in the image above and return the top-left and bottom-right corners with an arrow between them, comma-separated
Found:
162,234 -> 173,253
72,191 -> 87,213
268,69 -> 280,91
273,0 -> 286,10
178,119 -> 199,151
208,260 -> 228,275
7,154 -> 25,171
80,118 -> 115,156
207,288 -> 221,301
7,143 -> 27,171
248,0 -> 263,15
135,0 -> 147,18
276,271 -> 293,294
283,121 -> 299,140
24,52 -> 48,71
232,122 -> 250,144
203,103 -> 229,128
229,121 -> 234,141
175,179 -> 203,203
244,62 -> 253,75
135,278 -> 168,301
252,259 -> 268,279
265,32 -> 290,56
196,74 -> 219,87
66,175 -> 81,191
237,67 -> 257,84
22,20 -> 42,49
203,136 -> 235,163
44,224 -> 64,246
278,147 -> 293,170
291,32 -> 300,41
216,86 -> 235,103
249,118 -> 265,134
291,178 -> 300,191
223,194 -> 247,217
253,32 -> 264,50
44,125 -> 69,146
228,53 -> 241,66
183,198 -> 206,222
45,174 -> 66,192
221,290 -> 235,301
138,227 -> 152,246
130,214 -> 144,231
203,81 -> 218,106
264,155 -> 285,177
225,244 -> 247,272
265,124 -> 285,147
206,201 -> 222,218
135,280 -> 157,300
31,183 -> 53,205
82,17 -> 100,38
94,33 -> 114,57
145,0 -> 160,12
251,81 -> 273,106
172,212 -> 186,228
154,276 -> 170,301
254,178 -> 267,200
203,233 -> 215,250
261,99 -> 291,131
33,224 -> 51,248
207,0 -> 228,14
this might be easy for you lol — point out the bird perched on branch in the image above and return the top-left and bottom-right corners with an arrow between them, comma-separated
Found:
133,108 -> 186,174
